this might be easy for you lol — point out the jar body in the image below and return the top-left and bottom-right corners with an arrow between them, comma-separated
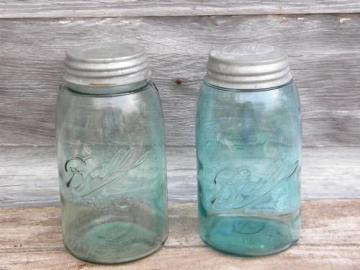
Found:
56,83 -> 167,264
196,81 -> 301,256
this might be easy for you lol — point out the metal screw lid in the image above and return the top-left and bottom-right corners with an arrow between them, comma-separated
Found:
64,43 -> 151,92
205,44 -> 292,90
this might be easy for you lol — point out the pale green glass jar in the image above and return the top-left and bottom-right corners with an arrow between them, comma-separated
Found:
56,44 -> 168,264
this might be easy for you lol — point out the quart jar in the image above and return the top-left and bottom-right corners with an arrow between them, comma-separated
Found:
56,44 -> 168,264
196,44 -> 301,256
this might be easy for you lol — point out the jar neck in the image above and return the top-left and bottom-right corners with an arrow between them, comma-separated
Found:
204,79 -> 294,93
64,79 -> 150,95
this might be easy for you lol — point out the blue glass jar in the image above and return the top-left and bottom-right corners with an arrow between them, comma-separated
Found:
56,44 -> 168,264
196,44 -> 301,256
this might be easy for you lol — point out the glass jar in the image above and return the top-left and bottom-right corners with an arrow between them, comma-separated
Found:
196,44 -> 301,256
56,44 -> 168,264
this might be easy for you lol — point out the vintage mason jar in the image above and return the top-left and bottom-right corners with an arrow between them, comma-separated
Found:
196,44 -> 301,256
56,44 -> 168,263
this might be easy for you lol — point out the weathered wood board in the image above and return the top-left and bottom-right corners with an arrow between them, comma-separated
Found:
0,15 -> 359,147
0,146 -> 359,207
1,0 -> 360,18
0,200 -> 359,269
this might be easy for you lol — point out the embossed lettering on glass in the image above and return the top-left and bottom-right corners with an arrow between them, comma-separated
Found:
56,43 -> 168,264
196,44 -> 302,256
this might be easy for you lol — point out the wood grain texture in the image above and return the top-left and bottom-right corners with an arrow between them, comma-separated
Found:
1,0 -> 360,18
1,15 -> 360,147
0,200 -> 359,269
0,146 -> 359,207
1,246 -> 359,270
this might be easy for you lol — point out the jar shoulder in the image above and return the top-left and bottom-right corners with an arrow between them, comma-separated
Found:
197,81 -> 300,111
196,81 -> 302,145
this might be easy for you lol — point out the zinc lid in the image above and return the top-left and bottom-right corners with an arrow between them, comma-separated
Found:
205,44 -> 292,90
64,43 -> 151,90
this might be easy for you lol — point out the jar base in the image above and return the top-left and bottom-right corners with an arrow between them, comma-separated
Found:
199,214 -> 299,257
64,221 -> 167,264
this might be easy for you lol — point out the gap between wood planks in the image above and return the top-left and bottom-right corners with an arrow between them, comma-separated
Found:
1,0 -> 360,19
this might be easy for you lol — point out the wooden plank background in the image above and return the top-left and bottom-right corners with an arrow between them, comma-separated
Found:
1,14 -> 360,147
0,0 -> 359,205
